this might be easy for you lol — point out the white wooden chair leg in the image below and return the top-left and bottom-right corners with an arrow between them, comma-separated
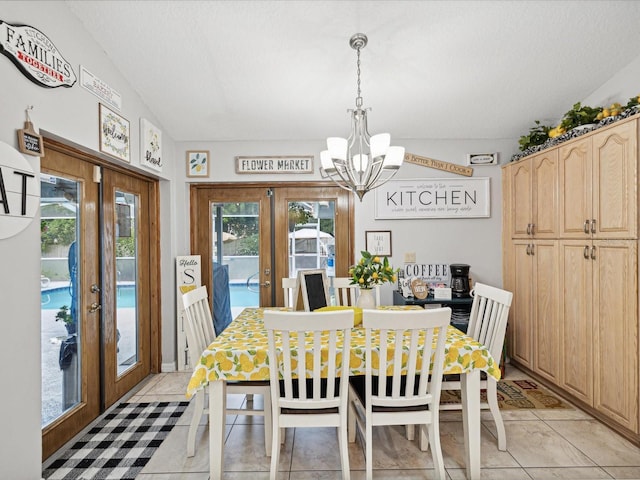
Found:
269,420 -> 281,480
405,423 -> 415,441
487,378 -> 507,451
365,421 -> 373,480
338,425 -> 351,479
348,399 -> 356,442
187,389 -> 205,457
419,423 -> 430,452
263,391 -> 273,456
428,421 -> 445,479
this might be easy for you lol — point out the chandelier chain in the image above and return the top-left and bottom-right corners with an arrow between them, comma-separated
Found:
356,46 -> 362,107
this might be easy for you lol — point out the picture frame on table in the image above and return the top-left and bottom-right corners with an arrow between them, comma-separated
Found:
186,150 -> 210,177
99,103 -> 130,162
365,230 -> 392,257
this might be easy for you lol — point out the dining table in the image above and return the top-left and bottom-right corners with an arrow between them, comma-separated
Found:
186,306 -> 501,480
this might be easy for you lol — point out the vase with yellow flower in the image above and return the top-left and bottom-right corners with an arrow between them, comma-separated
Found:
349,250 -> 398,309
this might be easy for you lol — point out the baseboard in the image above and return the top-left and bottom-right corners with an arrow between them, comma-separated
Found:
161,362 -> 177,372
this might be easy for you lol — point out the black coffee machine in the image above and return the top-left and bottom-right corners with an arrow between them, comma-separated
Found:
450,264 -> 471,298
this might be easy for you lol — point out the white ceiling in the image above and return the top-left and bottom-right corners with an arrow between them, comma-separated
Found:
65,0 -> 640,143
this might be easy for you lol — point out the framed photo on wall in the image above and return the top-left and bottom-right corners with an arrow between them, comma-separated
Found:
99,103 -> 130,162
366,230 -> 392,256
186,150 -> 209,177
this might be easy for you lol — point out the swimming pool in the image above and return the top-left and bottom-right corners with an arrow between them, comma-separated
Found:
41,284 -> 259,310
41,285 -> 137,310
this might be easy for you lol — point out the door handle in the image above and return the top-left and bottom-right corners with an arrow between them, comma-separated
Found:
89,302 -> 102,313
260,281 -> 271,288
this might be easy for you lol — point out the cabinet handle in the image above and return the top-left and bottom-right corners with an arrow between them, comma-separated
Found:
526,244 -> 530,255
591,219 -> 596,234
583,219 -> 590,234
583,246 -> 590,259
526,223 -> 531,235
591,245 -> 596,260
530,244 -> 534,256
530,223 -> 535,235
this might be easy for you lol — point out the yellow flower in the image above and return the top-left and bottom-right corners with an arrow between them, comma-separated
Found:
373,256 -> 380,263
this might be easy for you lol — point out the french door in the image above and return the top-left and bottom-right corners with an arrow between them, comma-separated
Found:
41,139 -> 159,459
190,184 -> 354,310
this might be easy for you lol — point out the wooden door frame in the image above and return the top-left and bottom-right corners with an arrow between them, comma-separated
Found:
41,138 -> 161,459
190,182 -> 355,306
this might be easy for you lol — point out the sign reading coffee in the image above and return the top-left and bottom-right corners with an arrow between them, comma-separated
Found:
0,20 -> 77,88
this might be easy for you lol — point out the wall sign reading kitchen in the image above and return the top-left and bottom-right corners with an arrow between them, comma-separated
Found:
0,20 -> 76,88
375,178 -> 490,219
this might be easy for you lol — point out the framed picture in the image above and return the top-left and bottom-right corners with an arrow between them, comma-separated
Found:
366,230 -> 392,257
99,103 -> 130,162
467,152 -> 498,166
140,118 -> 163,172
297,269 -> 330,311
186,150 -> 209,177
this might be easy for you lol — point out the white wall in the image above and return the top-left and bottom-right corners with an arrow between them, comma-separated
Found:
2,2 -> 640,478
0,3 -> 176,477
174,138 -> 515,305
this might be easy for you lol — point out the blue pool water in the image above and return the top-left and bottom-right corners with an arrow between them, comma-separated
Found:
42,284 -> 259,310
41,285 -> 137,310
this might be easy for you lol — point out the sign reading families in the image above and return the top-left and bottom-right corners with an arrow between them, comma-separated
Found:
0,141 -> 39,239
0,20 -> 77,88
375,177 -> 490,219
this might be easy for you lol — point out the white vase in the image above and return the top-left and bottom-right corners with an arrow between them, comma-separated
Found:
356,288 -> 376,309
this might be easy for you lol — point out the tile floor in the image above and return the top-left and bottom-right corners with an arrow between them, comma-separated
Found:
77,366 -> 640,479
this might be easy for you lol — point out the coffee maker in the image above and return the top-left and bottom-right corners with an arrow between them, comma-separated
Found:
449,264 -> 471,298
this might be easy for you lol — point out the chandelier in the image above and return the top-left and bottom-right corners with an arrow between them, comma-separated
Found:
320,33 -> 404,201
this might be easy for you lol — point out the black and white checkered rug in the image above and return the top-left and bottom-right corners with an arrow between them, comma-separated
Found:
43,401 -> 189,480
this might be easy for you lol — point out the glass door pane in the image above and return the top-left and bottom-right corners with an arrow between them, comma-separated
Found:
287,201 -> 335,276
40,174 -> 81,425
212,202 -> 261,319
115,191 -> 139,376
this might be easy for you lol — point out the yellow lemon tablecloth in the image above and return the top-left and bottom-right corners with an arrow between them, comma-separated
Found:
186,307 -> 500,398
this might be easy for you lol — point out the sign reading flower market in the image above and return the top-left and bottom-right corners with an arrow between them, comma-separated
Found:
235,156 -> 314,174
0,20 -> 77,88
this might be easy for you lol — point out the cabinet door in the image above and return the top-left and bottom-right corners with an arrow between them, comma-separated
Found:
593,240 -> 638,432
511,160 -> 533,238
510,241 -> 533,368
559,240 -> 593,405
592,120 -> 638,239
533,240 -> 560,384
532,151 -> 559,238
559,138 -> 592,238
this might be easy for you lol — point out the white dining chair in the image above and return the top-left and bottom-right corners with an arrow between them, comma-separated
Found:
332,277 -> 380,307
264,309 -> 354,480
282,276 -> 299,308
348,308 -> 451,480
439,282 -> 513,451
182,286 -> 272,457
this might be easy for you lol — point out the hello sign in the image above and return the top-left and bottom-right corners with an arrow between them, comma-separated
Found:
0,141 -> 39,239
0,20 -> 76,88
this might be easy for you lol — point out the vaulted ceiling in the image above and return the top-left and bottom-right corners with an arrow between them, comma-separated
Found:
66,1 -> 640,143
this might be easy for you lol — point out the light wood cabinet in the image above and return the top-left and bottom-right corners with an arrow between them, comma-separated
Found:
511,150 -> 558,238
503,116 -> 640,444
559,121 -> 637,239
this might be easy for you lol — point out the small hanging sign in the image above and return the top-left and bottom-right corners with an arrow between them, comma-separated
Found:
0,20 -> 77,88
404,153 -> 474,177
17,106 -> 43,157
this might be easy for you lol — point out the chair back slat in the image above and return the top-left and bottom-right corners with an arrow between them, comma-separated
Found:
282,277 -> 299,309
264,310 -> 353,410
363,308 -> 451,409
182,286 -> 217,367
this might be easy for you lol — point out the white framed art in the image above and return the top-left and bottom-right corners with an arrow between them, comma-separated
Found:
99,103 -> 130,162
140,118 -> 163,172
